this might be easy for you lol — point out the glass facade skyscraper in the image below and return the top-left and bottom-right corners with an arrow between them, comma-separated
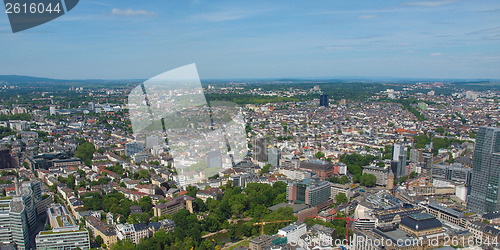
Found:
467,127 -> 500,214
319,94 -> 329,107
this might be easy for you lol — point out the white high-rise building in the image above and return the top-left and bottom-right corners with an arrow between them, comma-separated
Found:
49,106 -> 56,116
392,143 -> 407,179
0,180 -> 47,250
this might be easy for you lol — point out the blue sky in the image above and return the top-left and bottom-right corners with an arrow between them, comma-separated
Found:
0,0 -> 499,79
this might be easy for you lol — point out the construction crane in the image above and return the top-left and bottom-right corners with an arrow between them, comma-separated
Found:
253,220 -> 293,235
313,216 -> 358,242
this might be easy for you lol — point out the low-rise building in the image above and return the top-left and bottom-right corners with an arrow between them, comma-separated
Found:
115,223 -> 149,244
85,215 -> 117,249
362,166 -> 389,186
196,188 -> 222,202
35,203 -> 90,250
427,202 -> 466,228
153,195 -> 194,217
399,213 -> 443,237
277,222 -> 306,245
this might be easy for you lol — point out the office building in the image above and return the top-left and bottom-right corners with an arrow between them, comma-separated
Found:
0,149 -> 14,169
391,143 -> 407,179
125,142 -> 144,157
330,183 -> 354,200
145,135 -> 163,149
115,223 -> 149,244
49,106 -> 56,116
287,179 -> 331,207
409,148 -> 423,163
362,166 -> 389,186
468,127 -> 500,214
299,160 -> 336,180
153,196 -> 194,217
205,151 -> 222,169
268,147 -> 280,167
277,222 -> 306,245
35,204 -> 90,250
427,202 -> 466,228
0,180 -> 47,250
431,163 -> 472,185
27,152 -> 81,171
422,152 -> 433,176
319,94 -> 329,107
252,137 -> 268,163
88,102 -> 95,111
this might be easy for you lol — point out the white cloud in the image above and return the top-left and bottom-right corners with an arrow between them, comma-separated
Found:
430,52 -> 443,56
111,8 -> 156,17
358,15 -> 379,19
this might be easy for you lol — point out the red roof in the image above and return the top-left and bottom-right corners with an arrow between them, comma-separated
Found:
395,128 -> 417,134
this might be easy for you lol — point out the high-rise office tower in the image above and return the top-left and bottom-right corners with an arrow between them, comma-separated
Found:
286,179 -> 331,207
409,148 -> 423,163
252,137 -> 268,163
319,94 -> 329,107
0,180 -> 47,250
467,127 -> 500,214
268,147 -> 281,167
88,101 -> 95,111
391,143 -> 407,179
125,142 -> 144,157
422,152 -> 433,177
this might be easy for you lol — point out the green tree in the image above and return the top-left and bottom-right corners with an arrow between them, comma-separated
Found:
186,186 -> 198,198
409,171 -> 417,179
259,164 -> 271,175
110,239 -> 135,250
315,151 -> 325,159
360,174 -> 377,187
335,193 -> 348,205
94,235 -> 103,247
75,141 -> 95,166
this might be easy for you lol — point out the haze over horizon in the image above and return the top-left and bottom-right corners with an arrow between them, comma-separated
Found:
1,0 -> 499,80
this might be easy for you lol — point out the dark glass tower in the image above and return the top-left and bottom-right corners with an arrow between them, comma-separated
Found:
467,127 -> 500,214
319,94 -> 329,107
252,137 -> 268,163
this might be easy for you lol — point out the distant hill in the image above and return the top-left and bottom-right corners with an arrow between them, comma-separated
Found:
0,75 -> 65,83
0,75 -> 143,88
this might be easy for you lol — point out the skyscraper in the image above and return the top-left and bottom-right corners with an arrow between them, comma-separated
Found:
268,147 -> 280,167
125,142 -> 144,157
467,127 -> 500,214
391,143 -> 407,179
319,94 -> 329,107
0,180 -> 48,250
252,137 -> 268,163
422,152 -> 433,177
